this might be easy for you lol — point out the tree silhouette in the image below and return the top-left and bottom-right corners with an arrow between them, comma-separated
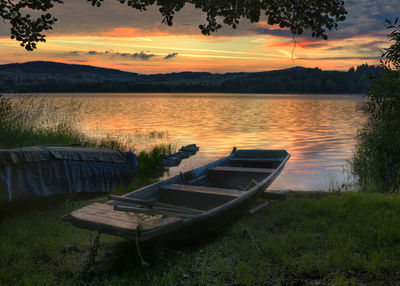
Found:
382,18 -> 400,70
1,0 -> 346,51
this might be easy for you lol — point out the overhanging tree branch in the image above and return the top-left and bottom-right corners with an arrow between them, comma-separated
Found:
1,0 -> 347,51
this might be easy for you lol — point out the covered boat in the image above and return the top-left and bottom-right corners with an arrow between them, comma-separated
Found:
63,149 -> 289,241
0,146 -> 138,204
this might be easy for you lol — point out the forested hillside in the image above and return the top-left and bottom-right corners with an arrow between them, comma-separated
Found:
0,61 -> 381,93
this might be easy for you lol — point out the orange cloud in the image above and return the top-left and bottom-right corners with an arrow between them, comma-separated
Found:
100,27 -> 170,38
256,22 -> 288,30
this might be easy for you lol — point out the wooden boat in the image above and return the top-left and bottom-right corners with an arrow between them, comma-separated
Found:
63,148 -> 290,241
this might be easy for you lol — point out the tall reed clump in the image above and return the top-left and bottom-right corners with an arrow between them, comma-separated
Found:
0,95 -> 89,148
0,94 -> 173,152
350,18 -> 400,193
0,95 -> 174,189
0,95 -> 136,151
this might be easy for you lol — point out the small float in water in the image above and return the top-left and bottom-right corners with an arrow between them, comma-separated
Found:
63,148 -> 290,241
160,144 -> 199,167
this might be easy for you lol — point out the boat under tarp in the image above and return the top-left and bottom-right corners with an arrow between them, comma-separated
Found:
0,146 -> 138,204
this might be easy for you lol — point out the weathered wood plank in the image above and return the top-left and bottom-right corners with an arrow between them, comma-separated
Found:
109,195 -> 156,206
228,157 -> 284,168
109,195 -> 204,215
212,166 -> 275,174
114,205 -> 195,218
159,184 -> 243,211
161,184 -> 243,197
68,203 -> 181,231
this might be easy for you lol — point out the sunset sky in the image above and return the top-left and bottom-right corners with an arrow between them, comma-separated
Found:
0,0 -> 399,74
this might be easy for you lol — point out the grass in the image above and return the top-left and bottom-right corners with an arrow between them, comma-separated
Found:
2,192 -> 400,285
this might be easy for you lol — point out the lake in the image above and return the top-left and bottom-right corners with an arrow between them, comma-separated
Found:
11,93 -> 367,190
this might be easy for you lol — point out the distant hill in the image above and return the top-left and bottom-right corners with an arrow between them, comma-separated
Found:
0,61 -> 382,94
0,61 -> 140,86
0,61 -> 137,77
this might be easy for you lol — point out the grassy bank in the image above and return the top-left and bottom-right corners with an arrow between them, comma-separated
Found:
2,192 -> 400,285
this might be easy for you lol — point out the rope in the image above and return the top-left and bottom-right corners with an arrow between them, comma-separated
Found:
79,231 -> 101,284
133,211 -> 150,282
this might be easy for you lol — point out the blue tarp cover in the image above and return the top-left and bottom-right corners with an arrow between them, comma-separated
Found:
0,146 -> 138,204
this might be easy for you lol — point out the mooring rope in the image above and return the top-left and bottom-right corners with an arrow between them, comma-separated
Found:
133,212 -> 150,282
79,231 -> 101,285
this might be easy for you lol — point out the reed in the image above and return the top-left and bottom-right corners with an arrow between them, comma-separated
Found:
0,95 -> 89,148
0,94 -> 172,152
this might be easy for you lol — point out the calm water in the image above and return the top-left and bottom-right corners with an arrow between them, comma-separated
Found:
11,93 -> 367,190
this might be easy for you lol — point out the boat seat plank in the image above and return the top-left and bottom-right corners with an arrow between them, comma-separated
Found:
159,184 -> 244,211
161,184 -> 243,197
229,157 -> 285,163
211,166 -> 275,174
65,203 -> 182,232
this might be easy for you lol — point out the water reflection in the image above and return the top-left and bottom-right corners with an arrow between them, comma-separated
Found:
11,93 -> 367,190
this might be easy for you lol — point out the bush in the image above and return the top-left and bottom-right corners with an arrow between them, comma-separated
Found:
351,18 -> 400,192
351,18 -> 400,193
351,71 -> 400,192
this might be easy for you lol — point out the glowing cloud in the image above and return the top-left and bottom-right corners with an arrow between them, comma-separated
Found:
163,53 -> 178,60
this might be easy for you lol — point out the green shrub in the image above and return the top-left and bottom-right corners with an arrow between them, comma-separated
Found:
351,19 -> 400,193
351,71 -> 400,192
